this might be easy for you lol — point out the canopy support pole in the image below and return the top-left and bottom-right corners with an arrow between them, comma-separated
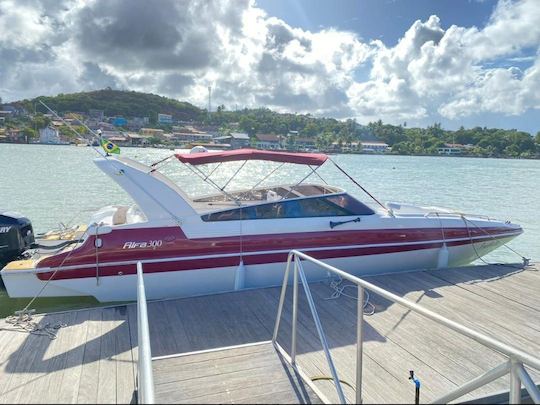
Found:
281,165 -> 321,200
330,158 -> 390,214
221,160 -> 248,191
183,163 -> 241,205
250,162 -> 286,191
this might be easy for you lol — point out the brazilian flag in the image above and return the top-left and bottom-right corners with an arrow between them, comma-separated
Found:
100,138 -> 121,154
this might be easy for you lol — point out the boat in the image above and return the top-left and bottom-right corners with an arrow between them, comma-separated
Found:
0,149 -> 523,302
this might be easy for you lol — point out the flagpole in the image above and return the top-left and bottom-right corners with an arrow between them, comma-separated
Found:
38,100 -> 105,157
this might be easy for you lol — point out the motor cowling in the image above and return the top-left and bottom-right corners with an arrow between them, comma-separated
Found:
0,210 -> 35,265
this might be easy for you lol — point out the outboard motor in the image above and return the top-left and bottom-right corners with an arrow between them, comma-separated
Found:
0,210 -> 35,266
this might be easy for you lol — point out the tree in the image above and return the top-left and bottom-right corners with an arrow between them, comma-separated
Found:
31,114 -> 51,129
316,131 -> 334,151
23,127 -> 36,141
239,116 -> 258,136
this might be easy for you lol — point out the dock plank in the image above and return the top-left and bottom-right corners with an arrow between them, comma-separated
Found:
0,262 -> 537,404
0,312 -> 67,404
56,309 -> 92,404
18,311 -> 72,404
367,270 -> 540,352
76,308 -> 103,404
152,342 -> 322,404
97,308 -> 119,404
114,306 -> 136,405
0,319 -> 33,398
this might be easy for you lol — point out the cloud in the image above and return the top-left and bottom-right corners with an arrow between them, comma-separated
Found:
347,1 -> 540,124
0,0 -> 538,131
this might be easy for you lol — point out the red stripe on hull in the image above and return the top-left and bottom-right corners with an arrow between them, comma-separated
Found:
35,234 -> 513,281
36,226 -> 520,270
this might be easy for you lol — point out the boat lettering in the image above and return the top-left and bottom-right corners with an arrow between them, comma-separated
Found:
122,240 -> 163,249
0,226 -> 11,233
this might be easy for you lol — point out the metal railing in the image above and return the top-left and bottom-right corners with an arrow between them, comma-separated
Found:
272,250 -> 540,404
137,262 -> 155,404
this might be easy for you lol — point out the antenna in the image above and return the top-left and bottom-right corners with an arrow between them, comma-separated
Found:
208,86 -> 211,119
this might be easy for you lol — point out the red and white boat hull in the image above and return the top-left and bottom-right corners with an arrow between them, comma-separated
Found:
1,223 -> 521,302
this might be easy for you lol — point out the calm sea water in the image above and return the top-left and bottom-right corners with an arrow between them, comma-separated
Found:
0,144 -> 538,317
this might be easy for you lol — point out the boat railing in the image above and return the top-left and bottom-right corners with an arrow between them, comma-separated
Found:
423,211 -> 493,220
136,262 -> 155,404
272,250 -> 540,404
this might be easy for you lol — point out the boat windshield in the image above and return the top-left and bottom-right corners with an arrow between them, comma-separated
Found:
201,193 -> 374,221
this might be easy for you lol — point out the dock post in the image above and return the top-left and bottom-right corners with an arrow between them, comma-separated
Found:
291,257 -> 299,365
356,285 -> 364,404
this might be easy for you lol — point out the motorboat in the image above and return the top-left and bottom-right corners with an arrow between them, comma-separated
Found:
1,149 -> 523,302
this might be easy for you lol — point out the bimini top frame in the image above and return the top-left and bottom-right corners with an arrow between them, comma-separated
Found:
152,148 -> 390,213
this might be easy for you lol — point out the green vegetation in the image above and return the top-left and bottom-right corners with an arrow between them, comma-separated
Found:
208,109 -> 539,158
5,89 -> 539,158
367,120 -> 538,158
17,89 -> 201,124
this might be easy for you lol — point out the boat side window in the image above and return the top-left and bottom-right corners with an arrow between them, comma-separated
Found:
325,195 -> 375,216
201,194 -> 374,221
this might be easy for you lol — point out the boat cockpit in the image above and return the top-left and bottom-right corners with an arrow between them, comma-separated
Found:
190,183 -> 376,222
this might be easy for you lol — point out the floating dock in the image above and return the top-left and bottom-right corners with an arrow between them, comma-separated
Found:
0,262 -> 538,404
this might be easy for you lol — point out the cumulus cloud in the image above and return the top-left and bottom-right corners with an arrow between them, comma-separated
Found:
0,0 -> 538,129
347,1 -> 540,124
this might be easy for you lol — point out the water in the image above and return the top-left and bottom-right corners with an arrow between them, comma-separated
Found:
1,144 -> 538,317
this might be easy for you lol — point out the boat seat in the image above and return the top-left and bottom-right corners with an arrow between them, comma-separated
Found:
112,206 -> 129,225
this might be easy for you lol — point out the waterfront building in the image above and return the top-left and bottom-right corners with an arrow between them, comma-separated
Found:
361,141 -> 390,153
127,116 -> 150,130
105,135 -> 129,146
141,128 -> 165,137
6,128 -> 25,143
438,143 -> 465,155
255,134 -> 281,150
39,126 -> 61,144
172,132 -> 213,144
1,104 -> 26,116
158,113 -> 173,125
295,137 -> 316,151
214,132 -> 250,149
112,117 -> 128,127
126,133 -> 152,146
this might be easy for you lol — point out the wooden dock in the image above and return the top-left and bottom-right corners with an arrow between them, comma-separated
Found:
0,262 -> 538,404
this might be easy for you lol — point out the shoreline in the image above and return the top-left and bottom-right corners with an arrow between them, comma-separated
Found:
1,141 -> 539,161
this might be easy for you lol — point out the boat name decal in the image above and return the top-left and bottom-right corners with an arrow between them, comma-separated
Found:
122,240 -> 163,249
0,226 -> 11,233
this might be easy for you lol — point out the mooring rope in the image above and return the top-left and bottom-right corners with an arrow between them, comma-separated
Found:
2,311 -> 66,340
325,276 -> 376,315
3,226 -> 93,338
460,214 -> 531,268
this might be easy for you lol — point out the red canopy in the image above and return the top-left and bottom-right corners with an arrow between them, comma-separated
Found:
175,148 -> 328,166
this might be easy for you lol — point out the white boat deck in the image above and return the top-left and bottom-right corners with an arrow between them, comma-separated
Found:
0,262 -> 538,403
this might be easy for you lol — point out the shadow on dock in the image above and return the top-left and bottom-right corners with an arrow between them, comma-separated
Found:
0,262 -> 538,403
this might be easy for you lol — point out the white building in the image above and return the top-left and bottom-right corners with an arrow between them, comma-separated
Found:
39,126 -> 61,144
437,143 -> 470,155
361,142 -> 390,153
255,134 -> 281,150
158,113 -> 173,125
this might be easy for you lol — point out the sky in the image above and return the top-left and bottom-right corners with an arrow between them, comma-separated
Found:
0,0 -> 539,133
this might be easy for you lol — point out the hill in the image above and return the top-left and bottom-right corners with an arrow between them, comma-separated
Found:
8,89 -> 538,158
16,89 -> 202,123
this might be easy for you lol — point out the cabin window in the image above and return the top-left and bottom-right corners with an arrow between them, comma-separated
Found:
201,194 -> 374,221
